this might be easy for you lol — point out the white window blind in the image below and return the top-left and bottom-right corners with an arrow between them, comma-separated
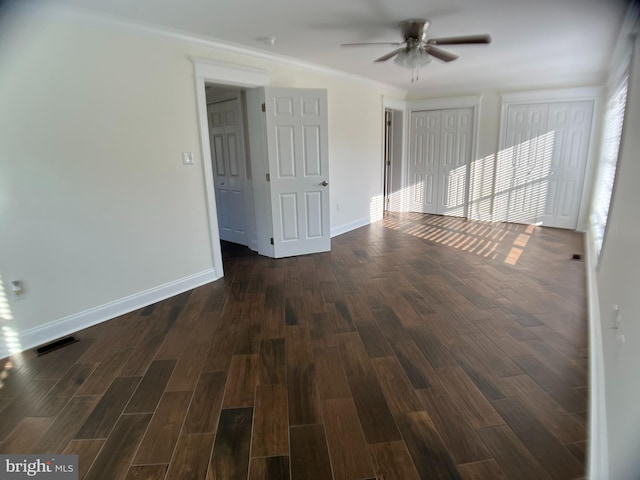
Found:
591,73 -> 629,259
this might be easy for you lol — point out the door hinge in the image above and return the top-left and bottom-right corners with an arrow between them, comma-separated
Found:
261,103 -> 266,112
270,237 -> 274,245
266,173 -> 270,182
387,120 -> 392,126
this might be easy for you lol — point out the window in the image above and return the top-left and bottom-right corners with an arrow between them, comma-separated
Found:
591,73 -> 629,260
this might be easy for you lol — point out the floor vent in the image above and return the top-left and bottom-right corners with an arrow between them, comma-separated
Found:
35,336 -> 78,356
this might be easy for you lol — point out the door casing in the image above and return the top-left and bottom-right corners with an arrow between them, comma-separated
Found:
192,57 -> 270,279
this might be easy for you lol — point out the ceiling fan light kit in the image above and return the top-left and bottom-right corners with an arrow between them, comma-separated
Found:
341,18 -> 491,81
394,45 -> 431,68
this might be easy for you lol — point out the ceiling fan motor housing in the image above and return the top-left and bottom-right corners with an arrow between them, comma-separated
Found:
400,19 -> 430,43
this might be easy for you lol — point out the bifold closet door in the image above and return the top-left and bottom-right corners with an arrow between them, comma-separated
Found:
501,100 -> 593,229
408,108 -> 473,216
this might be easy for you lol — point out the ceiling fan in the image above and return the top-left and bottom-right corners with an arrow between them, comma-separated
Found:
341,18 -> 491,77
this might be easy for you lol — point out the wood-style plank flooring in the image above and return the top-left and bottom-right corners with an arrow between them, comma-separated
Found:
0,213 -> 589,479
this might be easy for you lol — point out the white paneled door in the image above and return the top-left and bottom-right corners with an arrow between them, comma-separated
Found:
502,101 -> 594,229
409,108 -> 473,216
208,98 -> 248,245
263,88 -> 330,258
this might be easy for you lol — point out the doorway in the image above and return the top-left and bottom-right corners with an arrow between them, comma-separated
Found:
192,59 -> 271,278
193,60 -> 332,275
383,108 -> 404,213
205,88 -> 254,249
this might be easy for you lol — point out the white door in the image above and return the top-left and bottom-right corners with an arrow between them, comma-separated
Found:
542,101 -> 594,229
408,110 -> 440,213
502,101 -> 593,228
263,87 -> 330,258
408,108 -> 473,216
208,99 -> 248,246
438,109 -> 473,216
504,104 -> 550,225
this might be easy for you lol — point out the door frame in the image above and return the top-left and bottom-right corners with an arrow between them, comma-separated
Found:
381,96 -> 407,215
191,57 -> 270,279
405,95 -> 482,219
498,87 -> 602,231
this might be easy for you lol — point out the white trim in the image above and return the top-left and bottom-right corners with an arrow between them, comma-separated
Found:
408,94 -> 482,111
193,57 -> 270,89
192,57 -> 271,276
0,269 -> 219,360
383,96 -> 407,111
500,86 -> 602,105
585,227 -> 609,480
383,97 -> 408,202
381,97 -> 408,216
193,72 -> 225,279
331,217 -> 370,238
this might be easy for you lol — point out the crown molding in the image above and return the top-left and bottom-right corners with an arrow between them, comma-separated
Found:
25,3 -> 406,97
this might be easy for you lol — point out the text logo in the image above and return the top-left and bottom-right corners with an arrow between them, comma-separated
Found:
0,455 -> 78,479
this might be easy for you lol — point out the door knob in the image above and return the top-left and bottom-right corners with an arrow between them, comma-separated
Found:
320,181 -> 329,186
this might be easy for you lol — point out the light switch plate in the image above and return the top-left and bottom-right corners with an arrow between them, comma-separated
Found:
182,152 -> 195,165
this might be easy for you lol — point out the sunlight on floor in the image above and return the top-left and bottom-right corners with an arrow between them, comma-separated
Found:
382,213 -> 536,265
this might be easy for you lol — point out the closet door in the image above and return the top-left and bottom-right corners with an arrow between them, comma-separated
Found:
503,104 -> 550,226
501,100 -> 593,229
408,108 -> 473,216
409,110 -> 440,213
542,101 -> 594,229
438,108 -> 473,216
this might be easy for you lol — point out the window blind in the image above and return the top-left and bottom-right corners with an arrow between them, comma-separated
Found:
591,73 -> 629,260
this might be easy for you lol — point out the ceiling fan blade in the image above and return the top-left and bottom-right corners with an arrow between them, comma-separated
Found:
341,42 -> 403,47
426,46 -> 458,62
374,47 -> 406,62
427,34 -> 491,45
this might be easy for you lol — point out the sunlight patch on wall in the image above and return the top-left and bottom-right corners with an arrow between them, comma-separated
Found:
494,131 -> 555,225
369,195 -> 384,223
468,153 -> 496,222
0,275 -> 19,390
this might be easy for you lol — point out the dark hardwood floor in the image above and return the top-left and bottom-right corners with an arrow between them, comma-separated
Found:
0,213 -> 589,479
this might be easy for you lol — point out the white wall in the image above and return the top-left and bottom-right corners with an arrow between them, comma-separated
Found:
592,27 -> 640,480
0,5 -> 402,356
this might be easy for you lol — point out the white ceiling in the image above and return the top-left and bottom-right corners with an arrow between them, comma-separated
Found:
43,0 -> 628,93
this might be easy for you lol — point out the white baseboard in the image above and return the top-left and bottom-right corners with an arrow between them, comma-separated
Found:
331,216 -> 371,238
1,268 -> 220,359
585,228 -> 609,479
